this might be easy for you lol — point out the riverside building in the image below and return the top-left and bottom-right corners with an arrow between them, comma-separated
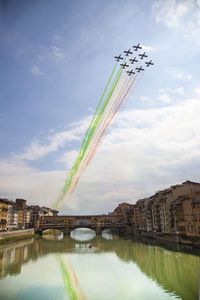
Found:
113,180 -> 200,242
0,198 -> 58,231
0,199 -> 10,230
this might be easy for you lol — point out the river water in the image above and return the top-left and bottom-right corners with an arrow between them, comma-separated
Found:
0,229 -> 199,300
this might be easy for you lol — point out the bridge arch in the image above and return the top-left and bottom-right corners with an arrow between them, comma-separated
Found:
70,227 -> 96,241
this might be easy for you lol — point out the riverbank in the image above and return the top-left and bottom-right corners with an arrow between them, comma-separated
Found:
0,229 -> 35,244
130,228 -> 200,248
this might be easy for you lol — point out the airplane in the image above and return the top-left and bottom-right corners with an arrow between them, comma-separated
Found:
133,43 -> 142,51
145,60 -> 154,67
136,66 -> 144,73
123,49 -> 133,56
120,62 -> 129,69
127,69 -> 135,76
139,52 -> 148,59
129,57 -> 138,64
114,54 -> 123,62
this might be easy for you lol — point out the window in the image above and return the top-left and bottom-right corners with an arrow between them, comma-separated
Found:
187,225 -> 190,232
191,225 -> 194,233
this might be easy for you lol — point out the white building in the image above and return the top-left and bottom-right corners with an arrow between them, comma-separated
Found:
7,204 -> 19,230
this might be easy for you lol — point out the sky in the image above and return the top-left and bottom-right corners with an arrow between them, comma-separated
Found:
0,0 -> 200,215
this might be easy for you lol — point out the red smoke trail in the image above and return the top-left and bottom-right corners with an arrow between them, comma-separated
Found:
77,76 -> 132,175
62,76 -> 133,201
76,62 -> 141,179
59,70 -> 144,206
75,75 -> 130,174
78,75 -> 137,176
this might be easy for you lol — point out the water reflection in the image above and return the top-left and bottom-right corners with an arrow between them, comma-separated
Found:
57,254 -> 86,300
42,233 -> 63,241
102,230 -> 113,240
70,228 -> 96,242
0,233 -> 199,300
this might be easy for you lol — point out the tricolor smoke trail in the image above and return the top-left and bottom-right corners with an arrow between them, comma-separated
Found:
57,254 -> 86,300
53,45 -> 153,209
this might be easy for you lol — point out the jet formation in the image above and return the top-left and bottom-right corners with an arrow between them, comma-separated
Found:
114,43 -> 154,75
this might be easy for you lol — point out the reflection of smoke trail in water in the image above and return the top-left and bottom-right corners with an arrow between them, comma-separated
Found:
57,254 -> 86,300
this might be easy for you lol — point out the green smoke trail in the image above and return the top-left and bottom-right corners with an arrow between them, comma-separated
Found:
79,63 -> 117,156
57,255 -> 78,300
54,62 -> 124,209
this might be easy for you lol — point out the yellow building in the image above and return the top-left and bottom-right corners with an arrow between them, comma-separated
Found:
17,209 -> 24,229
0,198 -> 10,230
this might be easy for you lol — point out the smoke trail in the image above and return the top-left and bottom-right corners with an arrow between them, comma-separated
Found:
55,75 -> 130,208
79,64 -> 117,156
56,74 -> 138,209
53,46 -> 151,209
75,61 -> 140,176
57,254 -> 86,300
71,63 -> 140,186
81,75 -> 138,173
55,69 -> 131,209
53,65 -> 123,209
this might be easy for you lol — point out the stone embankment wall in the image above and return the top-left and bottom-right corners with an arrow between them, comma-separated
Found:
0,229 -> 34,240
131,228 -> 200,247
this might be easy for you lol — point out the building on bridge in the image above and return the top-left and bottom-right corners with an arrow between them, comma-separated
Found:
35,214 -> 126,235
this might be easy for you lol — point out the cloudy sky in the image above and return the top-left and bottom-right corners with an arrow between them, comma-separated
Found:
0,0 -> 200,215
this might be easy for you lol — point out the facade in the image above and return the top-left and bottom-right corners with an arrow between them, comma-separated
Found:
36,214 -> 126,234
25,207 -> 31,228
117,180 -> 200,240
192,191 -> 200,237
7,204 -> 19,230
0,199 -> 10,230
30,205 -> 58,227
1,179 -> 200,241
173,191 -> 200,238
15,199 -> 27,228
17,210 -> 24,229
113,202 -> 134,227
150,180 -> 200,234
0,198 -> 58,231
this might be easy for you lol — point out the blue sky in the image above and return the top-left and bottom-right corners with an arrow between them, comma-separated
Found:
0,0 -> 200,214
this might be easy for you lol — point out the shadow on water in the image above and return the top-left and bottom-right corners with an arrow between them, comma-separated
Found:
0,231 -> 200,300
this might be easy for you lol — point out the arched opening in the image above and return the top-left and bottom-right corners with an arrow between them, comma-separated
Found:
70,228 -> 96,241
102,229 -> 113,240
42,229 -> 63,240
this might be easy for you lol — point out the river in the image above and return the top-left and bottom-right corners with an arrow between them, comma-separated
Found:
0,229 -> 199,300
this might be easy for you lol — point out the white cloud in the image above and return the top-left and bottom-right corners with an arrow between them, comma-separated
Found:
194,87 -> 200,95
15,130 -> 80,161
152,0 -> 193,27
141,45 -> 153,52
171,70 -> 192,81
13,115 -> 91,162
53,35 -> 62,40
140,96 -> 153,103
60,96 -> 200,213
1,96 -> 200,214
157,86 -> 184,103
0,158 -> 65,206
174,86 -> 184,94
152,0 -> 200,35
88,106 -> 94,113
57,150 -> 79,169
50,46 -> 65,58
30,65 -> 43,76
158,93 -> 173,103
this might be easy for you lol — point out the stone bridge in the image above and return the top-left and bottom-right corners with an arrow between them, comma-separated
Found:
35,214 -> 126,235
